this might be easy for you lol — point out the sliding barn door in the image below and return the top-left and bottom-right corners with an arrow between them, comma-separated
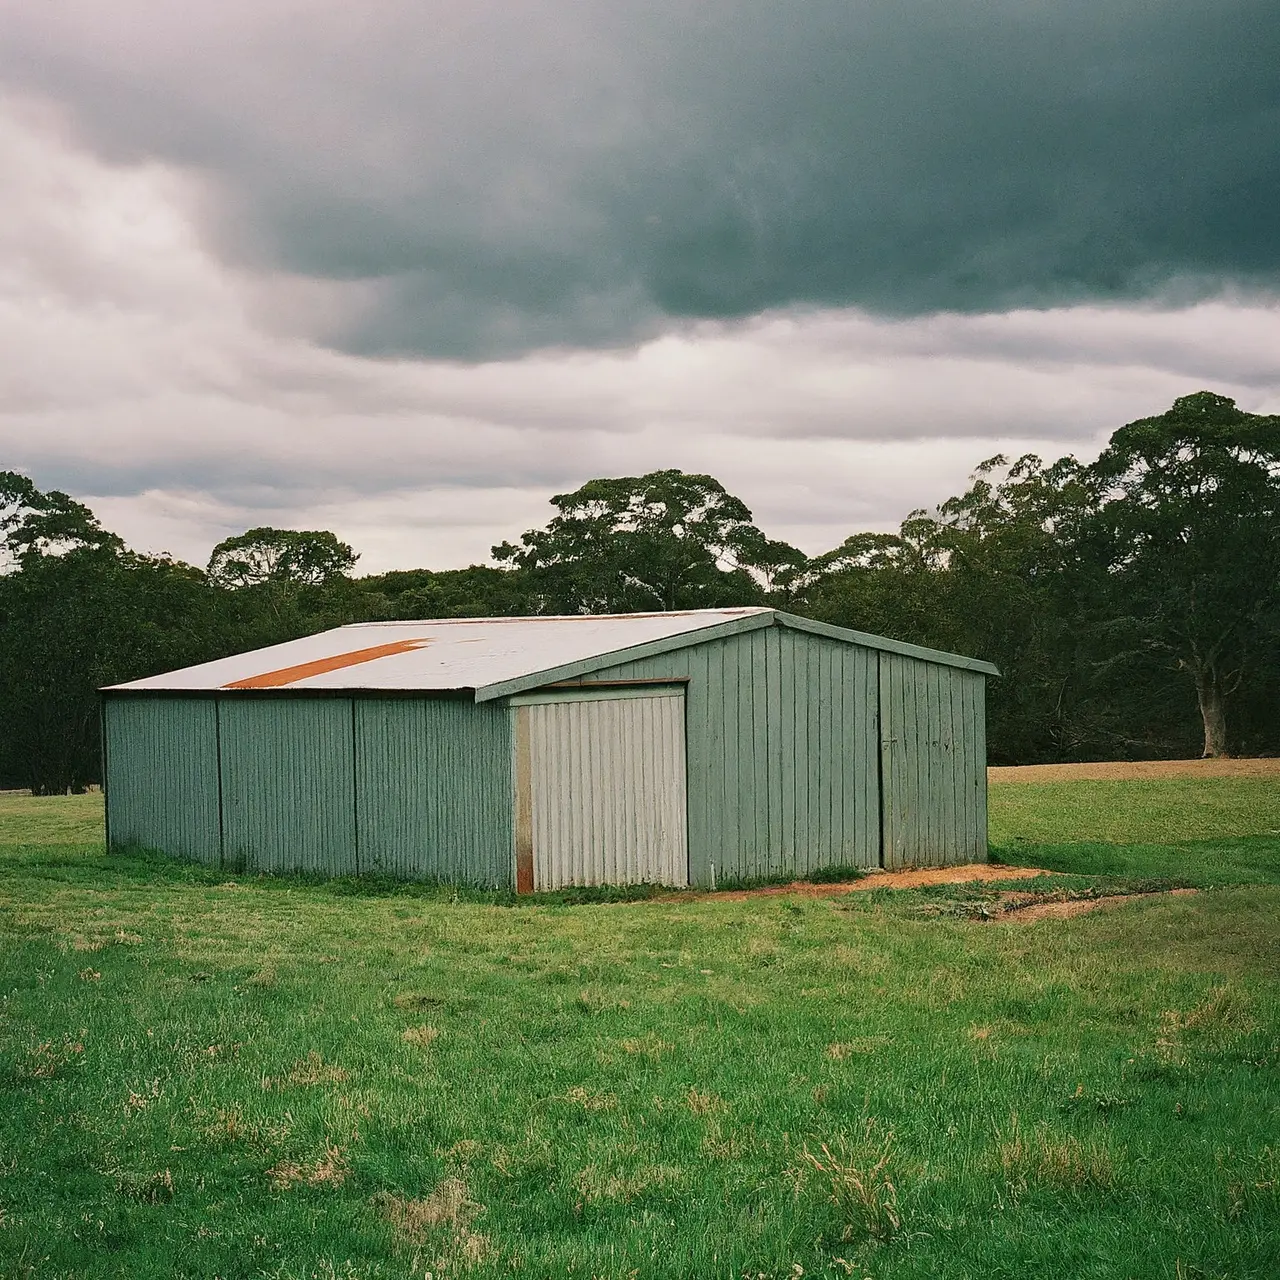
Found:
514,688 -> 689,890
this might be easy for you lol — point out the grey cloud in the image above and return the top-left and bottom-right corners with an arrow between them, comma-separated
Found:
2,2 -> 1277,357
3,88 -> 1280,575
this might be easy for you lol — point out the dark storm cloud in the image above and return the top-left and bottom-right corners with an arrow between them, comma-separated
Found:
1,1 -> 1278,358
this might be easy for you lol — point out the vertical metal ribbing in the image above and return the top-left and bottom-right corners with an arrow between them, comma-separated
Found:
525,691 -> 687,890
214,697 -> 225,869
350,697 -> 361,876
100,695 -> 112,850
875,652 -> 887,868
514,705 -> 534,893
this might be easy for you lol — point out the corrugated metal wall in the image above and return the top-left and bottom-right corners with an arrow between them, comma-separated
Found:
517,690 -> 688,890
355,698 -> 512,885
105,694 -> 515,883
219,698 -> 357,875
103,696 -> 222,864
879,653 -> 987,868
586,627 -> 883,885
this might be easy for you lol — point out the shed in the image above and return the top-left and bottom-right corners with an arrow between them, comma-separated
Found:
101,608 -> 998,890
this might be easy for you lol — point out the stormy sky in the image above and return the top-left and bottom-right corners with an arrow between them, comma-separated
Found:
1,2 -> 1278,571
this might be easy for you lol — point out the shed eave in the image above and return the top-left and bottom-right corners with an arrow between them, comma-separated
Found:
473,611 -> 777,702
99,684 -> 479,700
772,612 -> 1001,677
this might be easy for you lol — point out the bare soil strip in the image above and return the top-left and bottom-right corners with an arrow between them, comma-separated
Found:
989,757 -> 1280,784
706,863 -> 1048,902
692,864 -> 1198,919
998,888 -> 1199,923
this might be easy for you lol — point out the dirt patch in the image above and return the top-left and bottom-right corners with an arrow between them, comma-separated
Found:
989,758 -> 1280,784
1001,888 -> 1198,922
707,863 -> 1049,902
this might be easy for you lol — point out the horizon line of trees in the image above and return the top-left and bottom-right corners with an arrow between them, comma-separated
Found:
3,390 -> 1279,794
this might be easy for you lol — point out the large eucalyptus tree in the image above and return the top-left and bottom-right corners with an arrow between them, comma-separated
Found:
1089,392 -> 1280,757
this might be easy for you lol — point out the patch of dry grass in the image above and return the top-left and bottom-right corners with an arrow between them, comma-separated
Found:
998,1121 -> 1116,1193
685,1087 -> 728,1115
113,1168 -> 174,1203
565,1085 -> 617,1112
618,1032 -> 674,1059
373,1178 -> 492,1270
284,1051 -> 350,1087
1155,984 -> 1260,1065
796,1127 -> 901,1244
573,1162 -> 683,1205
266,1143 -> 350,1191
826,1036 -> 893,1060
701,1123 -> 749,1160
21,1032 -> 84,1079
401,1024 -> 441,1048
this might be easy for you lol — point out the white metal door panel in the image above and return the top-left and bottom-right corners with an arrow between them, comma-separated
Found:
526,691 -> 688,890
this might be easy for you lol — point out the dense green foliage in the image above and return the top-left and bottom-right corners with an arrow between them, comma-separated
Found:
492,470 -> 807,612
1,782 -> 1277,1278
3,392 -> 1280,790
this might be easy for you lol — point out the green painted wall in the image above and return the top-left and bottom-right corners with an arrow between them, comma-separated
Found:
104,694 -> 514,884
587,625 -> 987,883
356,698 -> 513,886
878,653 -> 987,868
103,696 -> 221,864
586,626 -> 884,885
219,698 -> 358,875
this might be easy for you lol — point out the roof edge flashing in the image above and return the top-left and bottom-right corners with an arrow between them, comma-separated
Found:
337,606 -> 772,629
474,610 -> 777,701
772,611 -> 1000,676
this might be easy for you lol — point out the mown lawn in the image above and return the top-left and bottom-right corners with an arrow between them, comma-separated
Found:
988,774 -> 1280,846
0,782 -> 1277,1279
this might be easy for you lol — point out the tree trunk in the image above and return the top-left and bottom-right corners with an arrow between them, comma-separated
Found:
1193,667 -> 1231,758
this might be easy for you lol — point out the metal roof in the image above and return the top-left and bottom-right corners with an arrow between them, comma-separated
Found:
105,607 -> 997,700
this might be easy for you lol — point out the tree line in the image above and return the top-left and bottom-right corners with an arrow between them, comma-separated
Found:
3,391 -> 1278,793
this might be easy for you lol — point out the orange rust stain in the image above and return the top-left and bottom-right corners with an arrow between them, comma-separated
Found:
223,639 -> 430,689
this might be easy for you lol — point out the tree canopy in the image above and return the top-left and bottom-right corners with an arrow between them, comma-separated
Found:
3,391 -> 1279,791
206,527 -> 358,590
1,470 -> 123,572
1088,392 -> 1280,757
492,470 -> 806,613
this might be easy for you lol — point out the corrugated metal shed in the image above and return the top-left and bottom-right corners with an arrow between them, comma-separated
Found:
102,697 -> 221,865
103,608 -> 998,888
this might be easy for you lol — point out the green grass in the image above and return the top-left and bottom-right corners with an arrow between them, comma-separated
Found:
989,772 -> 1280,891
993,836 -> 1280,888
1,783 -> 1278,1278
0,790 -> 104,844
988,776 -> 1280,846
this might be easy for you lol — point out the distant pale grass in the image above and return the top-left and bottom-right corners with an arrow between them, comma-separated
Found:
0,789 -> 103,844
988,775 -> 1280,846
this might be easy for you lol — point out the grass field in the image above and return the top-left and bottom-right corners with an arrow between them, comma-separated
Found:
988,774 -> 1280,846
1,781 -> 1277,1278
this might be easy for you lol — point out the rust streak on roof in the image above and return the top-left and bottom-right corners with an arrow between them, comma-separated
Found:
222,639 -> 431,689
